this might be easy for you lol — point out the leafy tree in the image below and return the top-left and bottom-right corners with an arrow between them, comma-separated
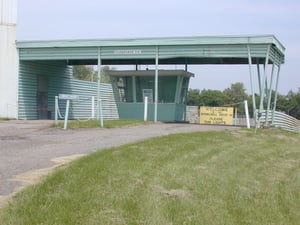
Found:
187,89 -> 201,105
222,82 -> 249,115
223,82 -> 249,105
285,91 -> 300,119
187,83 -> 300,120
100,66 -> 112,83
72,65 -> 112,83
72,65 -> 96,81
199,89 -> 225,106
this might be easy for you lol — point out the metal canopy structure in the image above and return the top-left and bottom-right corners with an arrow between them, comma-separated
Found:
17,35 -> 285,125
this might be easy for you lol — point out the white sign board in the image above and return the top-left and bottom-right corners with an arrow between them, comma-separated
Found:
143,89 -> 153,103
59,94 -> 79,100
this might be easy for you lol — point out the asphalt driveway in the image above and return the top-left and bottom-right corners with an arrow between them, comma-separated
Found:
0,120 -> 236,207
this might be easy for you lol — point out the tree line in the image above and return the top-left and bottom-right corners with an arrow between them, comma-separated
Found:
72,65 -> 111,83
187,83 -> 300,120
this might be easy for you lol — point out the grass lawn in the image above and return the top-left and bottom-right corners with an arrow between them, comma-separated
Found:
0,117 -> 11,121
52,119 -> 149,129
0,129 -> 299,225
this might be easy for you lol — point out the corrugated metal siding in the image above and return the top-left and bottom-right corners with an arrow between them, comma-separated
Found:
19,44 -> 275,63
56,80 -> 119,120
19,61 -> 119,120
259,110 -> 300,133
101,46 -> 155,59
18,65 -> 38,119
0,0 -> 17,24
18,61 -> 71,119
269,47 -> 285,65
19,47 -> 98,60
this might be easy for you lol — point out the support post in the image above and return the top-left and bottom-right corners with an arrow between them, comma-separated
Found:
99,99 -> 104,128
257,63 -> 262,97
63,100 -> 70,130
144,96 -> 148,121
91,96 -> 95,119
55,96 -> 58,125
154,46 -> 159,122
247,45 -> 256,119
234,106 -> 238,126
132,76 -> 136,103
97,48 -> 104,128
272,65 -> 281,124
258,45 -> 271,122
244,100 -> 250,129
265,63 -> 275,126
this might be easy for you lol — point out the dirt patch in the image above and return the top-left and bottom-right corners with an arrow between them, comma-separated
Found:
272,134 -> 298,142
152,185 -> 189,198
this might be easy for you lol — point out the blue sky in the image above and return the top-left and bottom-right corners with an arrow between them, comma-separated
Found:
17,0 -> 300,94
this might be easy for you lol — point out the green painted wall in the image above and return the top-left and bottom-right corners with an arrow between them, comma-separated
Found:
117,103 -> 185,121
18,61 -> 71,119
18,61 -> 119,120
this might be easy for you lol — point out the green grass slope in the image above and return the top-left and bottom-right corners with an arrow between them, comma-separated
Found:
1,129 -> 299,225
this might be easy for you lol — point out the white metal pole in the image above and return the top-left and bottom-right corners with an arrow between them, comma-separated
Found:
244,100 -> 250,129
144,96 -> 148,121
99,99 -> 104,128
272,65 -> 281,124
97,48 -> 104,128
265,63 -> 275,126
91,96 -> 95,119
64,100 -> 70,130
259,45 -> 271,115
55,96 -> 58,125
247,45 -> 256,118
234,106 -> 238,126
154,46 -> 159,122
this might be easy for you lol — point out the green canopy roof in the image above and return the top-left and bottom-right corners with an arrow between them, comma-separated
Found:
17,35 -> 285,66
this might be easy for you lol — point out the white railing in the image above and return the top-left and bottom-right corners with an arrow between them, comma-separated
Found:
259,110 -> 300,133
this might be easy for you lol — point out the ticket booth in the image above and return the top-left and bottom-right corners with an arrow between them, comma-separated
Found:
109,70 -> 194,122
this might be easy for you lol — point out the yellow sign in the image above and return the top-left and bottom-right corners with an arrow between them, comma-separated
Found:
200,106 -> 234,125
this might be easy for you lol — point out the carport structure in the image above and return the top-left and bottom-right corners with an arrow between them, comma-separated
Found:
17,35 -> 285,126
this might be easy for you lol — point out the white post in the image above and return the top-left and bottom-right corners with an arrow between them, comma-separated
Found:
64,100 -> 70,130
99,99 -> 104,128
55,96 -> 58,125
244,100 -> 250,129
154,46 -> 159,122
91,96 -> 95,119
144,96 -> 148,121
234,106 -> 238,126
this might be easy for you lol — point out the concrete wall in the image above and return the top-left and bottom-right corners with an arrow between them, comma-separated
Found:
0,0 -> 18,118
0,24 -> 18,118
